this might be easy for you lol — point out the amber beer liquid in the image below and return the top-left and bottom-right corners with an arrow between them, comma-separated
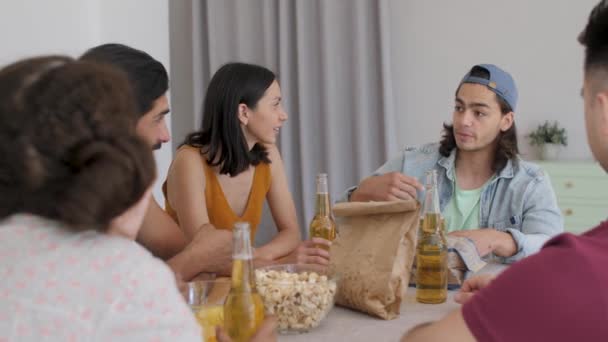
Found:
224,222 -> 265,342
309,173 -> 337,250
415,170 -> 448,304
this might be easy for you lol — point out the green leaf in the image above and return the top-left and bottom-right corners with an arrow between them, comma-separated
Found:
527,120 -> 567,146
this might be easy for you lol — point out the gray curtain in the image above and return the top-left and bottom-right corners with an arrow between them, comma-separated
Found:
169,0 -> 398,244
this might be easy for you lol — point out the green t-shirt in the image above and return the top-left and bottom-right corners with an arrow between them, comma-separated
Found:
444,176 -> 491,233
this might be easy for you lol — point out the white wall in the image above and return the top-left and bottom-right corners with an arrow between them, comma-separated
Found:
0,1 -> 99,65
1,0 -> 600,203
0,0 -> 172,203
388,0 -> 597,161
96,0 -> 173,204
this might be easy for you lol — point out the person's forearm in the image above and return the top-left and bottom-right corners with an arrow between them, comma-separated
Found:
166,237 -> 230,280
349,177 -> 378,202
349,186 -> 367,202
254,228 -> 301,261
401,322 -> 433,341
401,309 -> 475,342
136,229 -> 186,260
498,231 -> 554,263
491,230 -> 517,257
137,200 -> 188,260
349,177 -> 381,202
166,247 -> 206,281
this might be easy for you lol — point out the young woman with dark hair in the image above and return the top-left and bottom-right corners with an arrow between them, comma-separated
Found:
164,62 -> 331,271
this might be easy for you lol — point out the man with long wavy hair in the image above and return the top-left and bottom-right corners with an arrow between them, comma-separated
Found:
344,64 -> 563,263
402,1 -> 608,340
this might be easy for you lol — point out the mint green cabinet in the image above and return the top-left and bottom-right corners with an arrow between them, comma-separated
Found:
536,161 -> 607,234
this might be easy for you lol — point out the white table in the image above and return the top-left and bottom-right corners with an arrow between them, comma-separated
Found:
280,263 -> 507,341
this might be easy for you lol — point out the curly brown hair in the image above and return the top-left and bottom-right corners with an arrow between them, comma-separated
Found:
0,56 -> 156,231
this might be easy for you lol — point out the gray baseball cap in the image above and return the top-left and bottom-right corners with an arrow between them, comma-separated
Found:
460,64 -> 518,112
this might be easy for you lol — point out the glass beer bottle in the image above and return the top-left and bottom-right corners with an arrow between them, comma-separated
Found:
223,222 -> 265,342
415,170 -> 448,304
308,173 -> 337,250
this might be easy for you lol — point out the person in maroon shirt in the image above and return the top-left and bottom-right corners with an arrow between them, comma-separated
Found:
402,1 -> 608,341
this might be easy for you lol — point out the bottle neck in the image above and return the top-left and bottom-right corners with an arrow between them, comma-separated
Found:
421,212 -> 442,235
422,184 -> 440,215
232,223 -> 253,259
314,174 -> 331,217
314,192 -> 332,217
422,170 -> 440,215
231,223 -> 256,291
421,170 -> 442,235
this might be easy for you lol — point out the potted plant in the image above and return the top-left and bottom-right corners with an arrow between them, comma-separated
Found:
527,121 -> 568,160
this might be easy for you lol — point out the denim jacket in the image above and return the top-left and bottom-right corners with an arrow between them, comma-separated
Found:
340,143 -> 564,263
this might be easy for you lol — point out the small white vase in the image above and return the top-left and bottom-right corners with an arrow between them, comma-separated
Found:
540,144 -> 562,161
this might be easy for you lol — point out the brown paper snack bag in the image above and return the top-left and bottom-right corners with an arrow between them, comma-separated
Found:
330,200 -> 420,320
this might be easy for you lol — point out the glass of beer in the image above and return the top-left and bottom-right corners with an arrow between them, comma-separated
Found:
182,279 -> 231,342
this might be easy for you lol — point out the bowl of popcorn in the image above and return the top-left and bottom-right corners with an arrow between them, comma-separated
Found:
255,264 -> 338,334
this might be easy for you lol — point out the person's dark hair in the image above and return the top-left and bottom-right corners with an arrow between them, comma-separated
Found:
80,43 -> 169,116
579,1 -> 608,83
440,66 -> 519,172
183,62 -> 275,176
0,56 -> 156,231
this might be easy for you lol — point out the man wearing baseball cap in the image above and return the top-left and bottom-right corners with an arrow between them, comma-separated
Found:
342,64 -> 563,263
402,2 -> 608,340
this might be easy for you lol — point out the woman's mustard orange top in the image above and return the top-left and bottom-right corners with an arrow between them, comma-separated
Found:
163,146 -> 271,238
